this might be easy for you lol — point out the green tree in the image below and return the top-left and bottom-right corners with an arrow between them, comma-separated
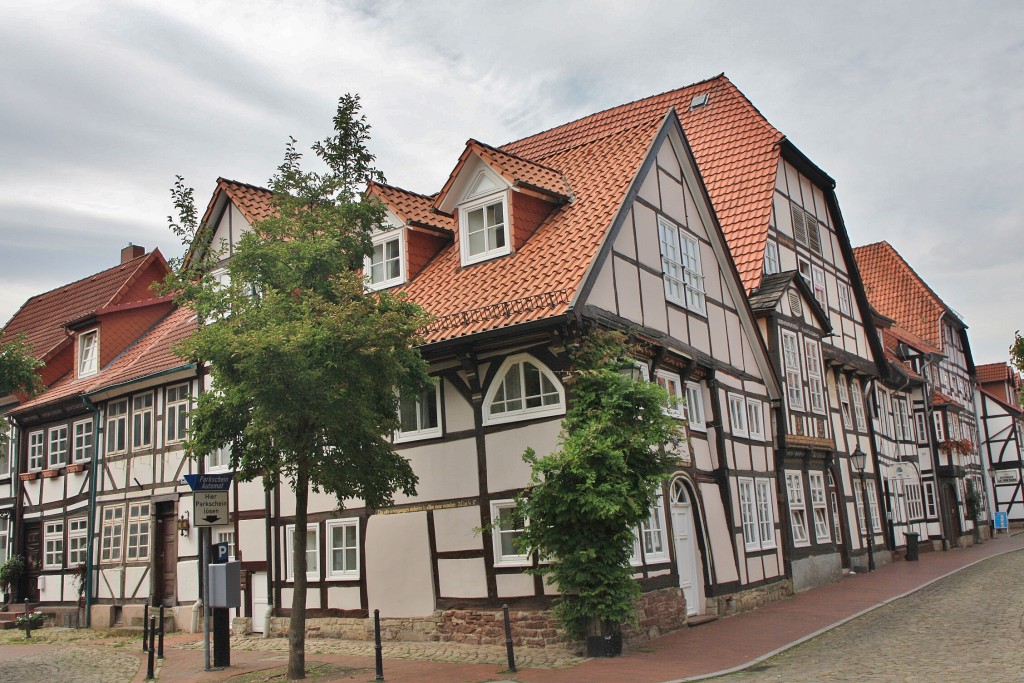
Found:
0,334 -> 43,449
1012,332 -> 1024,403
511,329 -> 684,644
167,95 -> 431,680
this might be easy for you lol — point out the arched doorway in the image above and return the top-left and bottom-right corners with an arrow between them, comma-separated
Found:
670,477 -> 705,616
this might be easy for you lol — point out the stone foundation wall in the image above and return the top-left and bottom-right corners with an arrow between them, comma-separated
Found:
622,587 -> 686,645
713,578 -> 793,617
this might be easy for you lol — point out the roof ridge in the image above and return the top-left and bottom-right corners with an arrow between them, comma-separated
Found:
856,240 -> 949,314
468,138 -> 567,176
218,177 -> 273,194
529,116 -> 664,164
369,180 -> 438,202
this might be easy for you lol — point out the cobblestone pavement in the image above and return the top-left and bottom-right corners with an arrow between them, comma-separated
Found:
0,643 -> 140,683
709,549 -> 1024,682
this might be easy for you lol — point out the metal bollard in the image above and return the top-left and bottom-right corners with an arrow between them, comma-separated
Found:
158,605 -> 166,659
502,604 -> 517,673
143,603 -> 150,651
374,608 -> 384,681
24,599 -> 31,639
146,615 -> 157,679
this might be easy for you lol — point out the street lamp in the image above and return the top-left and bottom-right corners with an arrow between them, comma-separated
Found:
850,447 -> 876,571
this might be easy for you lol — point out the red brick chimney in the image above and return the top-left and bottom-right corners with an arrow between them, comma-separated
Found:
121,243 -> 145,264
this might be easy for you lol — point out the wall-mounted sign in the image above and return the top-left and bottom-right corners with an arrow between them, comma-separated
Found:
994,470 -> 1021,485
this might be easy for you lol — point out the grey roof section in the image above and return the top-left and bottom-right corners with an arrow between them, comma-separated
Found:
749,270 -> 833,333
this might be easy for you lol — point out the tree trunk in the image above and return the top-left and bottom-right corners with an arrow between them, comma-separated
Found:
288,466 -> 309,680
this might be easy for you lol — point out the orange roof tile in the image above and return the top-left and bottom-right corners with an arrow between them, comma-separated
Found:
1,251 -> 168,362
885,322 -> 944,357
202,178 -> 275,227
367,182 -> 454,234
976,362 -> 1014,385
853,241 -> 959,350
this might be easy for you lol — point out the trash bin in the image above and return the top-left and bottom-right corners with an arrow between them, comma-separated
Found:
905,532 -> 920,561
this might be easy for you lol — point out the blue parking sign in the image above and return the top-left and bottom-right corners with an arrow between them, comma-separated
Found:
994,511 -> 1008,530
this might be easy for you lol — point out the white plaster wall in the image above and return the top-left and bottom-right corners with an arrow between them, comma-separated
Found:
699,482 -> 738,583
281,587 -> 321,610
486,419 -> 561,493
437,558 -> 487,598
613,256 -> 641,318
657,141 -> 682,180
98,567 -> 122,599
238,518 -> 266,560
659,170 -> 687,225
396,439 -> 478,504
496,572 -> 535,598
124,566 -> 147,599
586,260 -> 617,313
614,208 -> 637,258
640,271 -> 668,333
432,505 -> 481,553
633,204 -> 661,270
444,379 -> 475,433
326,585 -> 361,610
745,556 -> 765,583
365,512 -> 434,617
177,560 -> 199,603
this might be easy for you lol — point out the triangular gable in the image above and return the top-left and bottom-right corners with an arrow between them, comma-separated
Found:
366,182 -> 454,236
185,178 -> 274,270
749,271 -> 832,334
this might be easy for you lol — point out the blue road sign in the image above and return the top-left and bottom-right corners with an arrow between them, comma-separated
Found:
211,542 -> 231,564
183,473 -> 234,491
994,511 -> 1008,530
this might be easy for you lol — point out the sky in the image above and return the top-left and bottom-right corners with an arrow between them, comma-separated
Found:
1,1 -> 1022,363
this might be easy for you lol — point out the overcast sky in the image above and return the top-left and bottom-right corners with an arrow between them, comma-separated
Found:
1,1 -> 1021,363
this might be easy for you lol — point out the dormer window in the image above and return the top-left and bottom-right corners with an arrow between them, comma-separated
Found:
366,227 -> 405,290
78,329 -> 99,377
461,194 -> 510,265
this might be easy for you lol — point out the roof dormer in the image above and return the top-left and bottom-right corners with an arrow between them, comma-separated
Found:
364,182 -> 454,288
365,208 -> 408,291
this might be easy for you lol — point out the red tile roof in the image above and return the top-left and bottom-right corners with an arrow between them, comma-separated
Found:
853,241 -> 957,350
1,251 -> 168,362
885,322 -> 944,357
367,182 -> 453,234
201,178 -> 275,227
976,362 -> 1014,385
880,328 -> 924,381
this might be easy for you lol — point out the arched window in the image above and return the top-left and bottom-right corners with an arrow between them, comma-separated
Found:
484,354 -> 565,425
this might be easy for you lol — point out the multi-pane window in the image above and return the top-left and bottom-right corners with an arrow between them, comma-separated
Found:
132,393 -> 154,449
0,517 -> 8,565
790,204 -> 822,254
206,443 -> 231,471
78,330 -> 98,377
854,481 -> 867,534
738,479 -> 758,549
804,339 -> 825,414
728,395 -> 748,437
905,483 -> 924,520
739,478 -> 776,551
486,356 -> 563,424
915,413 -> 926,443
28,431 -> 45,470
166,384 -> 190,443
100,505 -> 124,563
73,419 -> 93,462
44,521 -> 63,569
658,218 -> 706,314
48,425 -> 68,468
924,481 -> 938,518
285,525 -> 320,579
747,399 -> 765,440
655,371 -> 684,418
638,500 -> 668,562
366,231 -> 403,289
781,330 -> 804,410
216,530 -> 236,560
684,382 -> 705,430
933,413 -> 945,442
830,490 -> 843,545
68,517 -> 89,566
491,501 -> 529,566
464,198 -> 508,262
786,472 -> 809,545
895,399 -> 912,442
851,378 -> 867,431
396,385 -> 441,441
755,479 -> 776,548
838,375 -> 853,429
106,399 -> 128,453
127,503 -> 151,561
811,266 -> 826,305
764,241 -> 780,275
808,472 -> 830,542
837,282 -> 853,316
327,519 -> 359,578
866,481 -> 882,532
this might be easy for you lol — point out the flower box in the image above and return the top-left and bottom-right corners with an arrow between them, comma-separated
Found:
19,472 -> 38,482
41,469 -> 61,479
66,463 -> 87,473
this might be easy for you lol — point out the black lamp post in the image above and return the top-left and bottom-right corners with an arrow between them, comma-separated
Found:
851,447 -> 876,571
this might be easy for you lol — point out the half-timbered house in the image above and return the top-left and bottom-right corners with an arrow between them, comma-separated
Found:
975,363 -> 1024,523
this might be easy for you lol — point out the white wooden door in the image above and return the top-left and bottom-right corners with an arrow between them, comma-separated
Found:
251,572 -> 268,633
671,479 -> 702,616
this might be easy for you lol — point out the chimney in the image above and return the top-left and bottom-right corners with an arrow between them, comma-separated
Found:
121,243 -> 145,264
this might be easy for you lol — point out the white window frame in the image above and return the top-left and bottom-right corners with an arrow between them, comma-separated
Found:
216,530 -> 236,561
0,517 -> 8,566
326,518 -> 360,579
395,383 -> 442,443
804,339 -> 825,414
483,354 -> 565,426
78,329 -> 99,378
285,524 -> 320,580
365,227 -> 405,290
854,480 -> 867,533
44,521 -> 64,569
206,443 -> 231,472
106,399 -> 128,454
655,370 -> 684,419
491,500 -> 530,567
755,479 -> 776,548
764,241 -> 780,275
811,266 -> 826,305
658,217 -> 706,315
781,330 -> 804,410
852,378 -> 867,431
638,498 -> 669,563
166,383 -> 190,443
838,375 -> 853,430
933,412 -> 945,442
905,482 -> 924,520
132,392 -> 154,450
68,517 -> 89,566
460,193 -> 510,265
738,478 -> 759,550
684,381 -> 705,431
28,430 -> 45,471
47,425 -> 68,468
72,419 -> 93,463
126,502 -> 151,561
100,505 -> 124,563
747,398 -> 765,440
866,480 -> 882,532
915,413 -> 926,443
786,472 -> 810,546
837,281 -> 852,315
728,394 -> 748,437
923,481 -> 938,518
808,472 -> 830,542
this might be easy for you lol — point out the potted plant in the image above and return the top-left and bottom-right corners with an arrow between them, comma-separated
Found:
14,610 -> 47,629
965,480 -> 984,544
0,555 -> 25,603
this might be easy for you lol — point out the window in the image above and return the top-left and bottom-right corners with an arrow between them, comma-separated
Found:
131,393 -> 154,449
838,375 -> 852,430
484,355 -> 565,425
100,505 -> 124,563
462,196 -> 509,263
786,472 -> 809,545
740,478 -> 776,551
866,481 -> 882,532
28,431 -> 44,471
933,413 -> 945,442
0,517 -> 8,565
491,501 -> 529,566
78,330 -> 98,377
895,399 -> 912,442
764,241 -> 780,275
798,259 -> 812,288
655,370 -> 684,418
837,282 -> 852,316
206,443 -> 231,472
216,530 -> 236,561
127,502 -> 150,561
285,524 -> 320,579
830,490 -> 843,544
854,481 -> 866,533
755,479 -> 776,548
851,378 -> 867,431
728,395 -> 748,437
905,483 -> 924,520
747,399 -> 765,440
638,499 -> 668,562
790,204 -> 822,253
804,340 -> 824,413
658,217 -> 705,314
684,382 -> 705,430
44,521 -> 63,569
326,519 -> 359,578
68,517 -> 89,566
396,385 -> 441,442
47,425 -> 68,468
811,266 -> 826,306
915,413 -> 926,443
72,419 -> 93,462
808,472 -> 830,542
106,399 -> 128,453
366,229 -> 404,290
781,330 -> 804,410
738,479 -> 758,549
166,384 -> 190,443
924,481 -> 938,518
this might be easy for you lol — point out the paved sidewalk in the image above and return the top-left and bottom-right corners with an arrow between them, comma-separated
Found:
140,531 -> 1024,682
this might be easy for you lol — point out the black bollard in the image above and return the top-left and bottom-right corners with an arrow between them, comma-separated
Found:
143,603 -> 150,651
502,604 -> 517,673
158,605 -> 165,659
374,608 -> 384,681
146,615 -> 156,679
24,599 -> 31,639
